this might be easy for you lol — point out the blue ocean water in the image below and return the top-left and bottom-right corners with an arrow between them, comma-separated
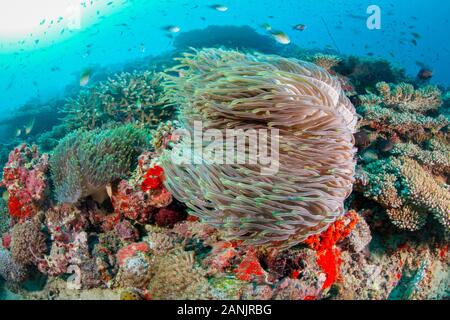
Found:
0,0 -> 449,133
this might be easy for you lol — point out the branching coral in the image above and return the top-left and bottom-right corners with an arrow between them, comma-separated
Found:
160,48 -> 358,247
310,53 -> 342,72
62,71 -> 174,130
398,158 -> 450,231
356,157 -> 450,232
50,124 -> 149,204
358,82 -> 448,142
363,82 -> 442,113
391,140 -> 450,177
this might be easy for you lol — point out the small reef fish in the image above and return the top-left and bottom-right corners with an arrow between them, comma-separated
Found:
15,128 -> 22,137
163,25 -> 181,33
24,118 -> 35,135
211,4 -> 228,12
417,68 -> 433,80
261,23 -> 272,31
293,24 -> 306,31
411,32 -> 421,39
271,31 -> 290,45
2,191 -> 9,202
80,69 -> 91,87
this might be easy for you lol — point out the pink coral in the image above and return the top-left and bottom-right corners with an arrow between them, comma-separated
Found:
116,242 -> 150,266
234,248 -> 267,282
1,144 -> 49,220
111,153 -> 173,225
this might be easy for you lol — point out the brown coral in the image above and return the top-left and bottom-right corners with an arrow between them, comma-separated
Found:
147,248 -> 211,299
10,218 -> 47,266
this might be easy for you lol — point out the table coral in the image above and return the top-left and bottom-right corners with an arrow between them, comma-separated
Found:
356,157 -> 449,232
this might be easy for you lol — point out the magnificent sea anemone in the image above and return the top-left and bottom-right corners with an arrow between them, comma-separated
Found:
160,48 -> 358,247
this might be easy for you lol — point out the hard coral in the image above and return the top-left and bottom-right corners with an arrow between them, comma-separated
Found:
111,152 -> 173,224
1,144 -> 49,219
50,124 -> 148,204
160,48 -> 358,247
62,71 -> 174,130
147,248 -> 211,299
310,53 -> 342,71
356,157 -> 449,232
10,218 -> 47,266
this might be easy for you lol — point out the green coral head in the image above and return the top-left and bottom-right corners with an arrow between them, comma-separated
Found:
50,124 -> 150,204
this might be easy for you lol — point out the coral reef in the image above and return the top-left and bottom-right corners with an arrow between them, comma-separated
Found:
160,48 -> 358,247
0,47 -> 448,301
50,124 -> 149,204
1,144 -> 49,220
61,71 -> 174,130
354,80 -> 449,233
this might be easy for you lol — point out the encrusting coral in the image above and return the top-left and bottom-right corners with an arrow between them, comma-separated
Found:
160,48 -> 358,247
50,124 -> 149,204
1,144 -> 49,220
